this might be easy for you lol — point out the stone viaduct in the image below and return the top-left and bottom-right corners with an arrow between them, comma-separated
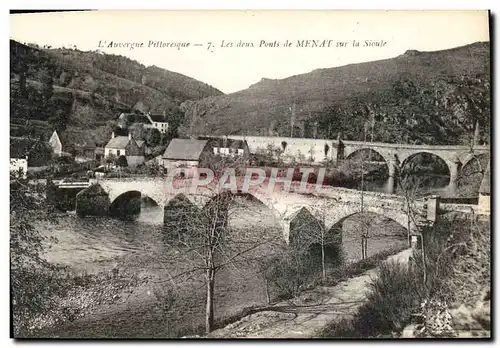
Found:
227,135 -> 490,193
88,176 -> 439,243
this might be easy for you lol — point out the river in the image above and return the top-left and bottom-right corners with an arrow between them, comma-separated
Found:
37,198 -> 408,337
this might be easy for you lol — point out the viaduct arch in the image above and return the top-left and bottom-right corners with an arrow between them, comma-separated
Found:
86,177 -> 435,244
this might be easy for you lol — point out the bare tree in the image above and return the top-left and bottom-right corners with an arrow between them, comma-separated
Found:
158,156 -> 279,334
290,199 -> 342,282
398,174 -> 428,283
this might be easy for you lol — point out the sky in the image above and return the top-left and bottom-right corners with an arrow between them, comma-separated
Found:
10,10 -> 490,94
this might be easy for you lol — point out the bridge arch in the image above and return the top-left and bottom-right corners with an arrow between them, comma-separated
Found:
399,151 -> 451,188
201,189 -> 282,223
325,204 -> 412,235
461,153 -> 490,177
327,211 -> 409,261
109,190 -> 143,220
344,148 -> 390,167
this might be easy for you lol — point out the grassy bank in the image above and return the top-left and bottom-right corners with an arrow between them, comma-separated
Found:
319,215 -> 490,338
174,245 -> 410,338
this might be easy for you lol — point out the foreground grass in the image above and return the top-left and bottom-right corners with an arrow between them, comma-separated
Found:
319,215 -> 491,338
174,245 -> 410,338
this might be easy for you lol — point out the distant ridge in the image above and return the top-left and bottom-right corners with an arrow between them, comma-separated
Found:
180,42 -> 490,146
10,39 -> 223,144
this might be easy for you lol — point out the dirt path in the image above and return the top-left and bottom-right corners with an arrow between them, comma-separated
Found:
207,248 -> 413,338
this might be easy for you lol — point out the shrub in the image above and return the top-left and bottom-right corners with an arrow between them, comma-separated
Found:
359,261 -> 422,336
319,260 -> 421,338
320,215 -> 488,338
263,246 -> 317,300
117,155 -> 128,168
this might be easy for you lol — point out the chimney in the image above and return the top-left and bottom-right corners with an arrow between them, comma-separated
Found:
128,133 -> 132,140
111,132 -> 115,139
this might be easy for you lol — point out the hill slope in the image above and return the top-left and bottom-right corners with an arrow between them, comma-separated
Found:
10,39 -> 223,144
181,42 -> 490,145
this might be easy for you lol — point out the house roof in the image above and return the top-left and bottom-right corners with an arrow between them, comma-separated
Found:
162,138 -> 209,160
119,113 -> 136,120
105,136 -> 131,149
149,114 -> 167,123
479,161 -> 490,195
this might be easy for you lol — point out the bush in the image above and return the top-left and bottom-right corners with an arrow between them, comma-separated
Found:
359,261 -> 422,336
320,215 -> 487,338
263,246 -> 317,301
319,260 -> 420,338
117,155 -> 128,168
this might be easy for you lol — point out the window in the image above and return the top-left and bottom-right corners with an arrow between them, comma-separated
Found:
117,150 -> 121,156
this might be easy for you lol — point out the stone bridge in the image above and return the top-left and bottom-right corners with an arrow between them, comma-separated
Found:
227,135 -> 490,192
89,176 -> 439,242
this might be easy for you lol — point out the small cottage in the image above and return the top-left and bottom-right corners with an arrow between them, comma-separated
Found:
161,138 -> 212,175
104,132 -> 146,167
145,113 -> 169,134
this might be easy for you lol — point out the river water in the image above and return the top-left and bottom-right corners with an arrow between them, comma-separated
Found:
37,198 -> 407,337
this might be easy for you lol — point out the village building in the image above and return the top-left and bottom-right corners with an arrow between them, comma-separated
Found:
49,130 -> 96,162
161,138 -> 212,176
104,132 -> 146,167
117,111 -> 169,135
145,112 -> 169,134
201,136 -> 250,159
94,145 -> 105,163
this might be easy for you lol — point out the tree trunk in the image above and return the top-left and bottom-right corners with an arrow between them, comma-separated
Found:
407,202 -> 412,247
420,233 -> 427,287
361,237 -> 365,260
205,267 -> 215,334
363,238 -> 368,259
265,278 -> 271,305
321,243 -> 326,282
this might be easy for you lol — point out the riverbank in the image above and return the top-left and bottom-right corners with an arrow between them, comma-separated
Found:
207,249 -> 413,338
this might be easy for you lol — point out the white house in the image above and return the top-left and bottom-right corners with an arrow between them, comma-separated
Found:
201,137 -> 249,158
104,132 -> 146,167
145,113 -> 169,134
